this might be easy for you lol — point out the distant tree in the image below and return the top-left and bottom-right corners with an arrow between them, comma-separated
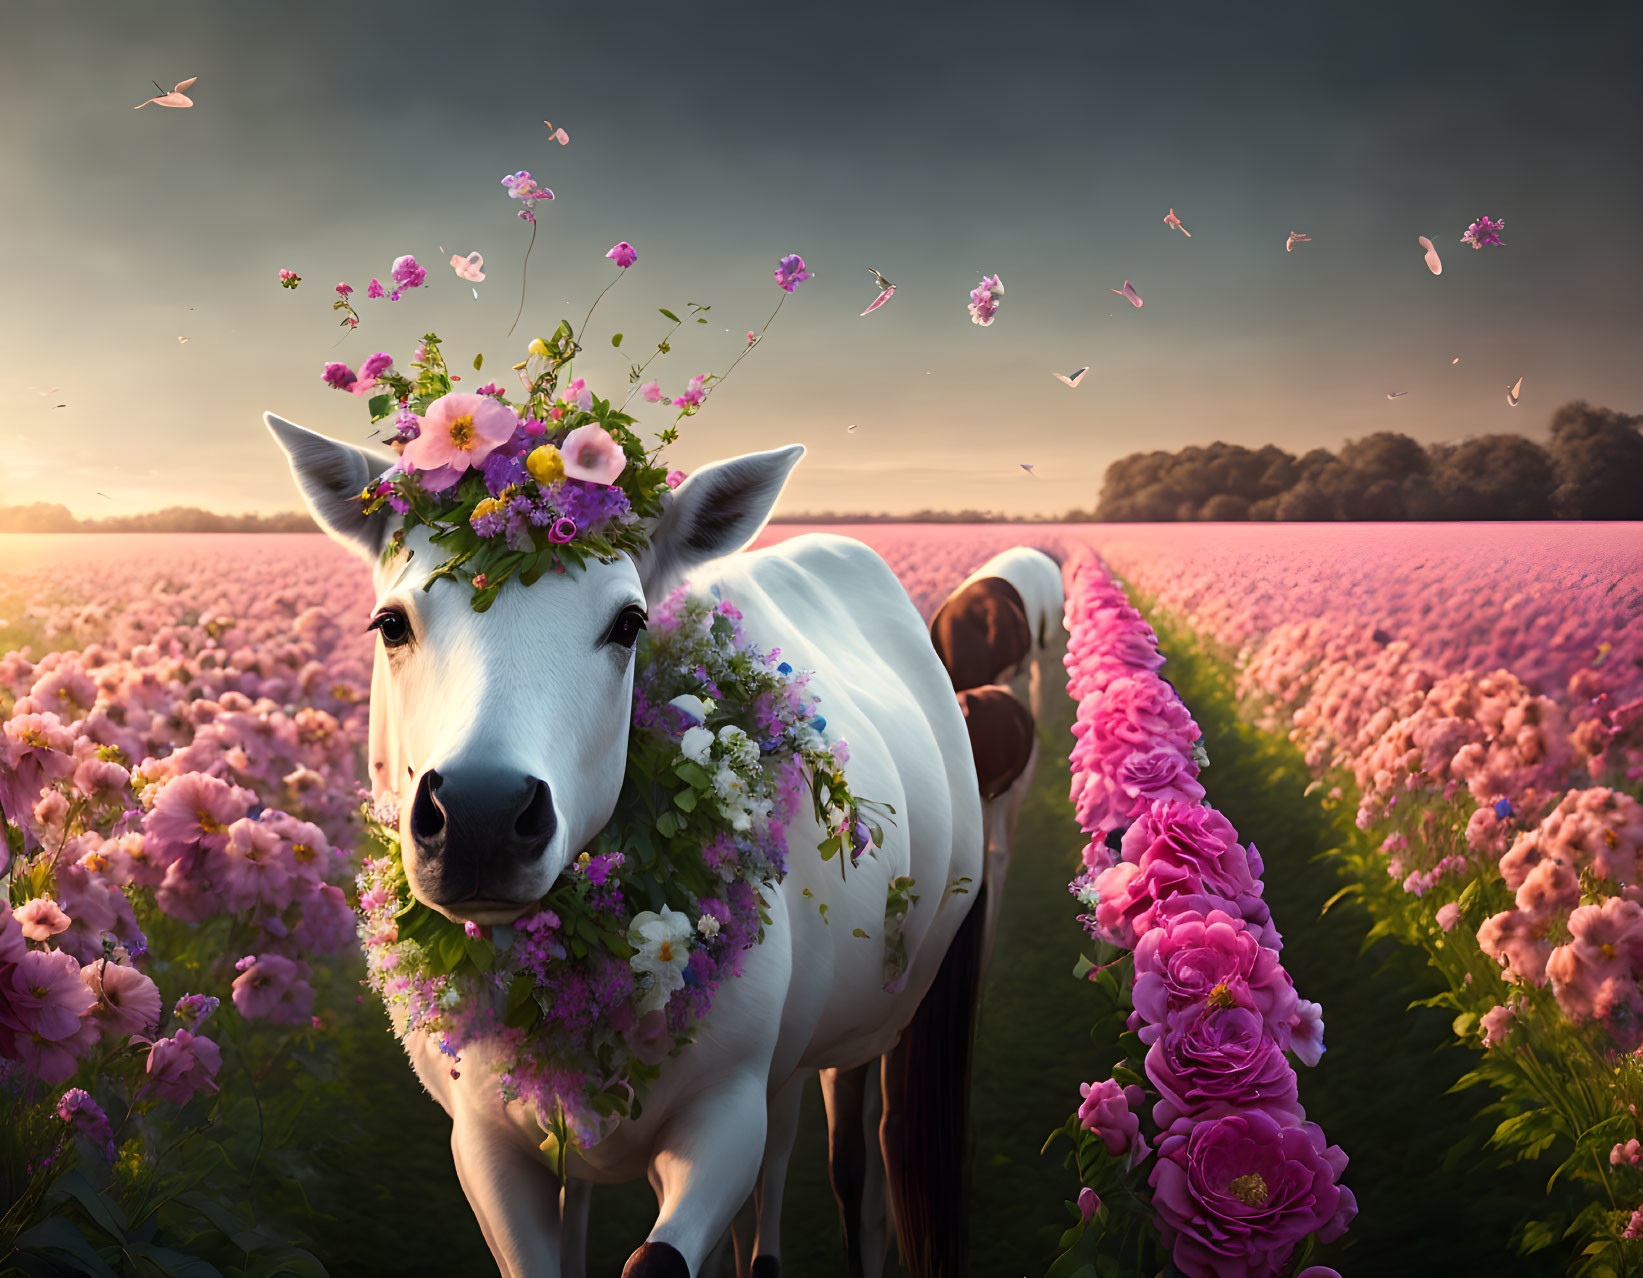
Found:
1432,434 -> 1556,520
1199,493 -> 1251,520
1546,401 -> 1643,519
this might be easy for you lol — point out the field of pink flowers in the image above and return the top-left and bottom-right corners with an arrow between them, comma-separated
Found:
2,523 -> 1639,1276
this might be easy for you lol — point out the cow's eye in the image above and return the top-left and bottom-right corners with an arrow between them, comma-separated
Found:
606,604 -> 647,649
368,608 -> 412,648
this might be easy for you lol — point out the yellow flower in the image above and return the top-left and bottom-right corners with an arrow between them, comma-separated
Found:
470,497 -> 504,529
528,337 -> 551,358
527,445 -> 565,484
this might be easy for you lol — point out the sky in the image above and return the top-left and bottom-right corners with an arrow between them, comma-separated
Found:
1,0 -> 1640,519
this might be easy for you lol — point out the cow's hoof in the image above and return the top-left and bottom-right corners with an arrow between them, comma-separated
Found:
751,1257 -> 782,1278
622,1241 -> 689,1278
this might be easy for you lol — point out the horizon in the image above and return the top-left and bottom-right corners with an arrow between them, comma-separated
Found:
3,0 -> 1639,519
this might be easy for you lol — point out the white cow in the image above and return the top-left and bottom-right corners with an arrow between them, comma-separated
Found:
267,413 -> 986,1278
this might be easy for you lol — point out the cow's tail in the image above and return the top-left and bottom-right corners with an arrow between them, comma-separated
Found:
880,880 -> 987,1278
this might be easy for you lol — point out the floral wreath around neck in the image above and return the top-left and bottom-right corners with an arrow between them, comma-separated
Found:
355,588 -> 897,1173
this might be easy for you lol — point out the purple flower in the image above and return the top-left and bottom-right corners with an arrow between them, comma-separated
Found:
1077,1186 -> 1101,1222
57,1088 -> 116,1162
606,241 -> 638,268
321,362 -> 358,391
482,449 -> 527,495
334,282 -> 353,297
1144,1002 -> 1303,1128
773,253 -> 810,292
1461,215 -> 1506,249
1149,1109 -> 1356,1278
366,279 -> 386,300
359,352 -> 394,380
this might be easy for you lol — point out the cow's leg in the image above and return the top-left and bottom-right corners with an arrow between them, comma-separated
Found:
623,1071 -> 768,1277
747,1071 -> 808,1276
820,1063 -> 869,1277
560,1178 -> 592,1278
451,1118 -> 562,1278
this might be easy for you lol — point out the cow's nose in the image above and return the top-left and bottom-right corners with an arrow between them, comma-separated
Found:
408,766 -> 556,906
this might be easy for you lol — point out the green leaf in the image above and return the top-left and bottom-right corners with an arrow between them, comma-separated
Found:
12,1218 -> 120,1278
367,394 -> 391,420
472,353 -> 484,371
852,928 -> 870,938
244,1246 -> 330,1278
1318,883 -> 1360,916
658,308 -> 681,323
1452,1010 -> 1477,1038
53,1169 -> 131,1242
126,1242 -> 224,1278
673,789 -> 698,812
611,333 -> 623,347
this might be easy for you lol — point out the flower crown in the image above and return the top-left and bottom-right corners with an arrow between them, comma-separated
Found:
340,324 -> 676,612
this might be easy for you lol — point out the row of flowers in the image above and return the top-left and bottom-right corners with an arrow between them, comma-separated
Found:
1,542 -> 376,1269
1094,526 -> 1643,1271
1044,543 -> 1354,1278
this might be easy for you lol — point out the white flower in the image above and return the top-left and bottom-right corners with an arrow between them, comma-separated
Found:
696,913 -> 721,938
627,906 -> 694,1016
716,724 -> 758,770
668,694 -> 709,725
680,725 -> 714,764
1074,884 -> 1100,908
713,763 -> 749,802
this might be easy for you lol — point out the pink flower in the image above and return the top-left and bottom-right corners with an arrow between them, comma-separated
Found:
672,374 -> 708,410
1149,1110 -> 1355,1278
1132,908 -> 1296,1043
968,274 -> 1003,325
1545,897 -> 1643,1022
82,959 -> 162,1037
641,381 -> 664,403
1077,1078 -> 1146,1158
1145,1002 -> 1304,1128
1288,998 -> 1326,1067
1479,1002 -> 1517,1046
605,241 -> 638,268
1477,909 -> 1551,984
560,424 -> 627,485
14,898 -> 71,942
401,392 -> 516,474
231,953 -> 315,1024
450,251 -> 485,282
145,772 -> 255,854
1611,1139 -> 1643,1167
6,948 -> 95,1041
1435,901 -> 1461,931
665,469 -> 686,489
145,1028 -> 222,1104
1077,1186 -> 1101,1221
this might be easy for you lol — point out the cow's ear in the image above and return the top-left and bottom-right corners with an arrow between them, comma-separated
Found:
265,411 -> 395,563
634,445 -> 804,602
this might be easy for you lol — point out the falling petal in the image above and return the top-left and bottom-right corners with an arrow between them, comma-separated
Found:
1163,208 -> 1191,237
1110,281 -> 1143,308
1054,367 -> 1089,387
1452,357 -> 1461,365
1386,391 -> 1409,399
1418,235 -> 1443,276
177,336 -> 188,343
1507,376 -> 1523,407
861,284 -> 896,316
847,423 -> 858,432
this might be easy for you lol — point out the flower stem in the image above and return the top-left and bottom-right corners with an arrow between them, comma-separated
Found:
618,320 -> 687,411
573,269 -> 626,360
508,218 -> 540,338
702,292 -> 785,403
